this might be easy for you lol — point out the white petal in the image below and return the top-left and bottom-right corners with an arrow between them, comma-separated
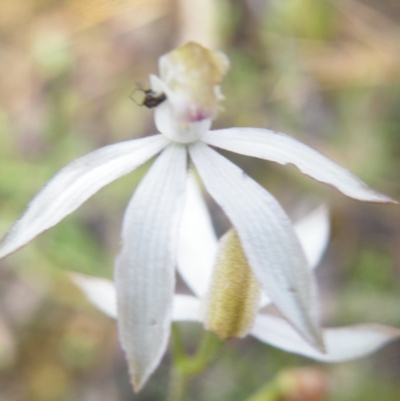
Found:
189,142 -> 323,350
70,274 -> 117,318
204,129 -> 395,203
251,313 -> 400,362
294,205 -> 330,270
177,174 -> 218,297
258,293 -> 272,308
0,135 -> 170,260
172,294 -> 202,321
115,144 -> 187,391
258,206 -> 330,308
70,273 -> 200,322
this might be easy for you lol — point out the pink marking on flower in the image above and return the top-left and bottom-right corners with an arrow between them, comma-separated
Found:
186,107 -> 212,123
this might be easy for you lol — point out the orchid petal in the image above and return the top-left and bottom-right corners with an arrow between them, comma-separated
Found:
70,274 -> 117,318
115,144 -> 187,392
251,313 -> 400,362
258,293 -> 272,308
0,135 -> 170,260
172,294 -> 202,322
258,206 -> 330,308
204,129 -> 395,203
70,273 -> 200,322
177,174 -> 218,297
189,142 -> 324,351
294,205 -> 330,270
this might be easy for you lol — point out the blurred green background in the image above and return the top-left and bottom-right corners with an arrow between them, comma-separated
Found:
0,0 -> 400,400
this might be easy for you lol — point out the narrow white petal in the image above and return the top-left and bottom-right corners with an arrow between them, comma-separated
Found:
189,142 -> 323,350
172,294 -> 202,321
294,205 -> 330,270
70,273 -> 200,322
204,129 -> 395,203
258,206 -> 330,308
70,274 -> 117,318
177,174 -> 218,297
252,313 -> 400,362
0,135 -> 170,260
115,144 -> 187,391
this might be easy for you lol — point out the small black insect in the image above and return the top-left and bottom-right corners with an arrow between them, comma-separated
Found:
141,89 -> 167,108
130,86 -> 167,109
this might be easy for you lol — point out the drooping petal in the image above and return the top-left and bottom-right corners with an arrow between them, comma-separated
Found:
177,174 -> 218,297
0,135 -> 170,260
251,313 -> 400,362
70,273 -> 117,318
115,144 -> 187,392
258,206 -> 330,308
204,129 -> 395,203
189,142 -> 324,351
70,273 -> 201,322
294,205 -> 330,270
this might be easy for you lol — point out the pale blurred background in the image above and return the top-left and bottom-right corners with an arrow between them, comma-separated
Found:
0,0 -> 400,400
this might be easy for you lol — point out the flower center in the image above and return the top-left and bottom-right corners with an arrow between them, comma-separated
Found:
150,42 -> 229,144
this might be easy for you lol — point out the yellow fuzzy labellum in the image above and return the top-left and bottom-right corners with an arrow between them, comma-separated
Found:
205,230 -> 261,339
159,42 -> 229,119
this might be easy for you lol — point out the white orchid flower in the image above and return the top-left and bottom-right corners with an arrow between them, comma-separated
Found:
72,176 -> 400,374
0,42 -> 395,390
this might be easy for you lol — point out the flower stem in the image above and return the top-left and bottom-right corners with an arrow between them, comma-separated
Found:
167,325 -> 188,401
167,324 -> 224,401
167,366 -> 187,401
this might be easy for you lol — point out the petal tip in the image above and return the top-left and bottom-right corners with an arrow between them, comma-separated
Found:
131,374 -> 148,394
0,235 -> 27,261
367,192 -> 398,204
386,197 -> 398,205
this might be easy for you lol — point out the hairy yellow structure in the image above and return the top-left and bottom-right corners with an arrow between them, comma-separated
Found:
205,230 -> 261,339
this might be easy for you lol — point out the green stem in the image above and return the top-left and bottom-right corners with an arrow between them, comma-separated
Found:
167,325 -> 188,401
183,330 -> 224,375
167,365 -> 187,401
167,325 -> 224,401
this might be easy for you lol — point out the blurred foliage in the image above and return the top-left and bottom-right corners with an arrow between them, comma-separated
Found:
0,0 -> 400,400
